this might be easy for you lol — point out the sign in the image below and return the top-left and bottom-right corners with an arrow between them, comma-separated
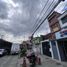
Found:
63,6 -> 67,11
55,30 -> 67,39
60,30 -> 67,37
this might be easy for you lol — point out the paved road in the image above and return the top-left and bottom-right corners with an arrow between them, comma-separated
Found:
0,55 -> 67,67
0,55 -> 19,67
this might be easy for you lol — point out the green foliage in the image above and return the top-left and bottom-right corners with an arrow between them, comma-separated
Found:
32,37 -> 42,45
20,48 -> 27,57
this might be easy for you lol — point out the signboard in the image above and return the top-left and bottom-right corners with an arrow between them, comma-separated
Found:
60,30 -> 67,37
55,30 -> 67,39
63,5 -> 67,11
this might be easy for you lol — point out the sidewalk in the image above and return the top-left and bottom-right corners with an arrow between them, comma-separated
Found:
17,55 -> 67,67
36,55 -> 67,67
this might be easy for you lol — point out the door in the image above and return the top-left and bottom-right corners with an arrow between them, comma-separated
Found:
42,41 -> 51,57
51,41 -> 59,60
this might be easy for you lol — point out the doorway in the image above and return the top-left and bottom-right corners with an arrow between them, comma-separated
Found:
42,41 -> 51,57
57,38 -> 67,61
51,41 -> 59,60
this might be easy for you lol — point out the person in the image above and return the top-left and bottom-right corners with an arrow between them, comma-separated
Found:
29,52 -> 36,67
32,47 -> 41,65
26,49 -> 36,67
26,49 -> 33,62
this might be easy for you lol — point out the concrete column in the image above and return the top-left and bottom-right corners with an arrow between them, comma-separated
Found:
50,41 -> 54,59
40,42 -> 43,55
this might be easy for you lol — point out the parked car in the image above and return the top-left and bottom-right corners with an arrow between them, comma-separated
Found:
0,49 -> 7,56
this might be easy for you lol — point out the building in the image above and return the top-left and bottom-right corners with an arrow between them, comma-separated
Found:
55,11 -> 67,61
41,33 -> 55,40
0,39 -> 12,54
40,11 -> 62,60
42,11 -> 61,40
48,11 -> 61,33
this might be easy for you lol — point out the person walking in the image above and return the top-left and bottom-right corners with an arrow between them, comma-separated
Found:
29,52 -> 36,67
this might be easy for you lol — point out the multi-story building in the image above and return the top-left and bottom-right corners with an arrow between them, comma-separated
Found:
43,11 -> 61,40
41,11 -> 61,41
40,11 -> 67,61
40,11 -> 62,60
48,11 -> 61,33
55,11 -> 67,61
55,11 -> 67,40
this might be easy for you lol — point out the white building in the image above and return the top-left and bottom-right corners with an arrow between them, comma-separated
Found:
55,11 -> 67,61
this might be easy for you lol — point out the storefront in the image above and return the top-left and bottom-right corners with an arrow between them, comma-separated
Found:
40,40 -> 59,60
50,40 -> 59,60
55,11 -> 67,61
40,33 -> 59,60
40,40 -> 52,57
55,29 -> 67,61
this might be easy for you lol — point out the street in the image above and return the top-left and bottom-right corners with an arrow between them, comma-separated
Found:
0,55 -> 67,67
0,55 -> 19,67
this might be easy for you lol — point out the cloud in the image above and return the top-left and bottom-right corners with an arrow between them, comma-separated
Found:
0,0 -> 47,43
0,0 -> 8,19
34,19 -> 51,37
0,0 -> 46,35
0,0 -> 66,43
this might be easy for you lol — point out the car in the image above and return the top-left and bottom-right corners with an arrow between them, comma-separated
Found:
0,49 -> 7,56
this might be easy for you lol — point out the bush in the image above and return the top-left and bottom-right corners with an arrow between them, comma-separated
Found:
20,48 -> 27,57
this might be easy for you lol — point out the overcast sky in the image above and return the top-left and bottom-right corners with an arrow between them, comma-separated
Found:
0,0 -> 67,43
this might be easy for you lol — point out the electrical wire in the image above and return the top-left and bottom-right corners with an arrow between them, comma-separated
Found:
31,0 -> 49,33
31,0 -> 54,35
32,0 -> 59,36
31,0 -> 55,35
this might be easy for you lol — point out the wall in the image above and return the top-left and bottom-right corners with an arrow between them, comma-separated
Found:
48,11 -> 61,33
58,11 -> 67,28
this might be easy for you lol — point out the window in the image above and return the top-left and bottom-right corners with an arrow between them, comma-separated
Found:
61,15 -> 67,24
51,23 -> 60,32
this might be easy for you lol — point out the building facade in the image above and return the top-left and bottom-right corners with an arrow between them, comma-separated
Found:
41,33 -> 55,40
40,11 -> 62,61
55,11 -> 67,61
48,11 -> 61,33
40,11 -> 67,61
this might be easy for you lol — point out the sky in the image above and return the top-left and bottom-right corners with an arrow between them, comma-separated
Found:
0,0 -> 67,43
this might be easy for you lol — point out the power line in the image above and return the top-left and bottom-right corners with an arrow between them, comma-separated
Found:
32,0 -> 61,36
32,0 -> 58,35
32,0 -> 55,35
31,0 -> 54,35
31,0 -> 49,33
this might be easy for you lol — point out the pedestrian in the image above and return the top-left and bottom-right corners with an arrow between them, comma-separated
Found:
32,46 -> 42,65
29,52 -> 36,67
26,49 -> 33,62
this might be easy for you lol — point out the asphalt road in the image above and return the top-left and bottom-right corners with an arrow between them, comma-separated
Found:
0,55 -> 19,67
0,55 -> 67,67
